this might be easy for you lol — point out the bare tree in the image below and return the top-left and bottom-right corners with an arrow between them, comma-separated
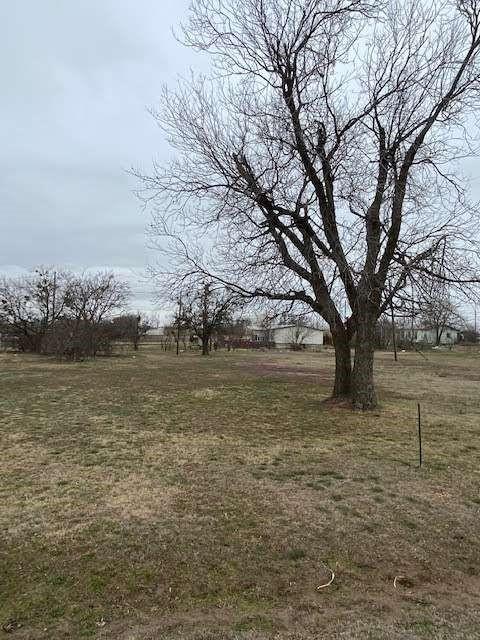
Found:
391,249 -> 473,346
462,325 -> 479,343
0,276 -> 41,352
418,289 -> 463,346
1,269 -> 130,359
181,282 -> 239,354
220,316 -> 251,350
288,321 -> 312,350
64,272 -> 130,357
110,313 -> 151,351
137,0 -> 480,408
64,273 -> 129,325
0,268 -> 70,352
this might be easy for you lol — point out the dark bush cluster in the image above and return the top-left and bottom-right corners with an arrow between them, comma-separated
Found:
0,268 -> 137,359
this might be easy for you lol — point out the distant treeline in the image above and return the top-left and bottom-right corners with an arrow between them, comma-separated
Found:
0,268 -> 149,359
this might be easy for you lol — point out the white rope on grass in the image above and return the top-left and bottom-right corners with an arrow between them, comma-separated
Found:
316,565 -> 335,590
393,575 -> 405,589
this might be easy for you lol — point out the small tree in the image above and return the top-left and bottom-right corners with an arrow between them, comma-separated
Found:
110,314 -> 151,351
182,283 -> 239,355
462,326 -> 479,343
288,321 -> 311,350
219,317 -> 251,350
419,294 -> 463,345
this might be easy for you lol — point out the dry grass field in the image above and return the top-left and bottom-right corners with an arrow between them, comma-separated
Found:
1,345 -> 480,639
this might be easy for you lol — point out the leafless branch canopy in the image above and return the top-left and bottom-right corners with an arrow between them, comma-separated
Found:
138,0 -> 480,341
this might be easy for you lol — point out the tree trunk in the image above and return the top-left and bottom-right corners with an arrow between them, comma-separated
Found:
201,334 -> 210,355
331,329 -> 352,399
352,317 -> 377,410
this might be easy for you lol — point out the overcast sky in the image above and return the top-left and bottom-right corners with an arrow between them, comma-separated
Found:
2,2 -> 479,321
1,0 -> 199,311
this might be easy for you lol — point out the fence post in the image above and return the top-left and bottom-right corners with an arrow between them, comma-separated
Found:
417,403 -> 423,467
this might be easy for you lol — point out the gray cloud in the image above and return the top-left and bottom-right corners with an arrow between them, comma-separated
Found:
1,0 -> 195,311
3,2 -> 479,323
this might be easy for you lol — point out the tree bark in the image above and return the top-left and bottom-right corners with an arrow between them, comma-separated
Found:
201,335 -> 210,355
331,329 -> 352,399
352,317 -> 377,410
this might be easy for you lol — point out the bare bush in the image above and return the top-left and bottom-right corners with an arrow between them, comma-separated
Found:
0,270 -> 130,359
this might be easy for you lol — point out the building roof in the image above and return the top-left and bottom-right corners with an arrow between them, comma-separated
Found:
397,324 -> 461,333
146,328 -> 165,336
417,324 -> 461,332
250,324 -> 326,332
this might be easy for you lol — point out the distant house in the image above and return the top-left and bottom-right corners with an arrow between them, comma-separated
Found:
145,328 -> 164,337
416,326 -> 460,345
249,324 -> 325,350
397,325 -> 461,346
144,327 -> 166,340
144,326 -> 198,350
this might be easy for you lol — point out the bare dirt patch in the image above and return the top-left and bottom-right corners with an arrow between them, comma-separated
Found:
235,357 -> 334,386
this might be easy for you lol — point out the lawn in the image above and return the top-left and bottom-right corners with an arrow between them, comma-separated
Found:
1,345 -> 479,639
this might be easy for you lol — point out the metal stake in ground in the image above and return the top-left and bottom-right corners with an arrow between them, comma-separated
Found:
390,301 -> 398,362
417,403 -> 423,467
176,295 -> 182,357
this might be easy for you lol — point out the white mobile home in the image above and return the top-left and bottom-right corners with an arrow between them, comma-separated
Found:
396,325 -> 461,346
250,324 -> 325,350
415,326 -> 460,346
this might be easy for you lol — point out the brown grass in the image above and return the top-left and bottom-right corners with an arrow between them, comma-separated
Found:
1,346 -> 480,639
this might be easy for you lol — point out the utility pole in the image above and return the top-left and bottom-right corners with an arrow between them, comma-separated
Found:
202,282 -> 210,355
176,296 -> 182,356
410,302 -> 415,348
50,271 -> 58,347
51,271 -> 57,326
134,314 -> 141,351
390,302 -> 398,362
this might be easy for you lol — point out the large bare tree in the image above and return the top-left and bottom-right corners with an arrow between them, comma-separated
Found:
138,0 -> 480,408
